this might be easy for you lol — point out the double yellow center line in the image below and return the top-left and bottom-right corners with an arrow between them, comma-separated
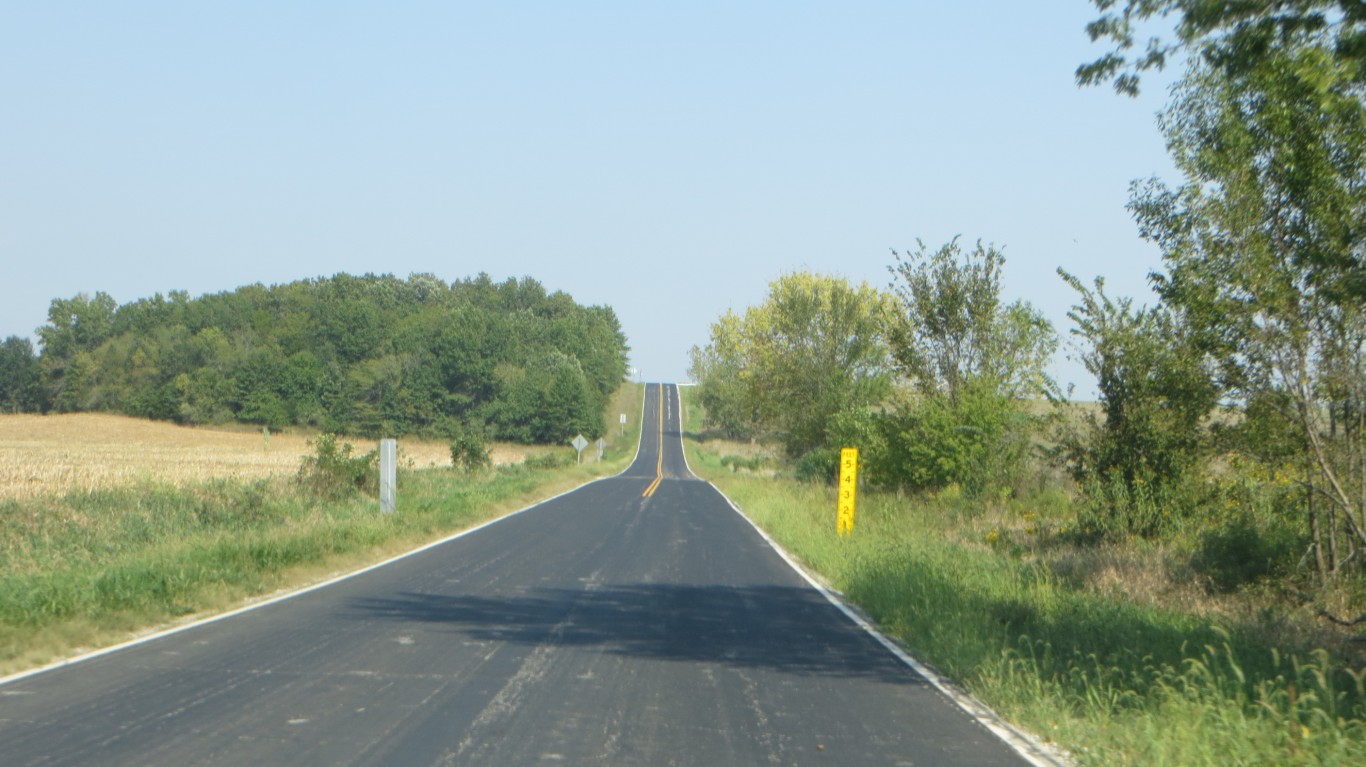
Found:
642,385 -> 664,497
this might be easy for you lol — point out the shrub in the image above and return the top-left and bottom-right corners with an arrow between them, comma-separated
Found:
523,451 -> 572,470
296,434 -> 377,499
1193,513 -> 1301,592
872,383 -> 1031,497
1056,271 -> 1218,538
793,448 -> 839,484
720,454 -> 767,473
449,426 -> 491,473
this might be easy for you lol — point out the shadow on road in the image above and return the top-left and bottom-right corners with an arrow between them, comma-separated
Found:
349,583 -> 924,685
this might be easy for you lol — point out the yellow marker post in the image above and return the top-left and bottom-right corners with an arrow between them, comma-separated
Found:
837,447 -> 858,536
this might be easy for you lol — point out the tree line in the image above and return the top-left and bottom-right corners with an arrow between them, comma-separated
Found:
692,0 -> 1365,592
0,272 -> 629,444
688,241 -> 1055,495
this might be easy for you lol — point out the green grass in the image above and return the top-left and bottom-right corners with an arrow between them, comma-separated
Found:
0,382 -> 645,677
680,390 -> 1366,766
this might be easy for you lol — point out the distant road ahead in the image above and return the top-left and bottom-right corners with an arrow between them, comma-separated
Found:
0,383 -> 1036,766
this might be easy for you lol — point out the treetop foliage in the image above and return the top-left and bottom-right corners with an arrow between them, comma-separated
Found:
690,251 -> 1054,496
688,272 -> 892,459
5,272 -> 629,444
887,238 -> 1055,402
1079,0 -> 1366,95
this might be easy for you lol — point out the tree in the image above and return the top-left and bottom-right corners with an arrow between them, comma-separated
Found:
449,422 -> 492,472
37,292 -> 117,410
498,352 -> 601,443
688,311 -> 761,439
0,336 -> 44,413
21,273 -> 630,443
878,239 -> 1056,495
1130,41 -> 1366,576
1078,0 -> 1366,96
1057,271 -> 1218,536
887,238 -> 1055,402
690,273 -> 893,459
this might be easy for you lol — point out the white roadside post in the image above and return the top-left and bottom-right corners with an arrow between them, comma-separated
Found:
571,434 -> 588,464
619,412 -> 626,436
380,438 -> 397,514
595,438 -> 606,461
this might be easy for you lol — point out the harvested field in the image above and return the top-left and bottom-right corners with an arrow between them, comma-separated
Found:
0,414 -> 537,500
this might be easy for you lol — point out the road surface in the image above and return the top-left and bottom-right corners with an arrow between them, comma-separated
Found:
0,384 -> 1040,766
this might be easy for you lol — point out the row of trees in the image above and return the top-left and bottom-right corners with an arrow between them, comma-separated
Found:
688,240 -> 1056,493
692,1 -> 1365,590
1072,0 -> 1365,580
0,273 -> 629,443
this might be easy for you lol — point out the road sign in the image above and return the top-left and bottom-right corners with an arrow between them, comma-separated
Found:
837,447 -> 858,535
571,434 -> 588,463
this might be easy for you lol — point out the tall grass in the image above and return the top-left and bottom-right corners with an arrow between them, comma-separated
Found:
683,417 -> 1366,764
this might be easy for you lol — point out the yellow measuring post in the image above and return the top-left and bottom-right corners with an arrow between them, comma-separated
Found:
837,447 -> 858,536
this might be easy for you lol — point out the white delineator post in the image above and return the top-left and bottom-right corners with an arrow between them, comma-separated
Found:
380,438 -> 397,514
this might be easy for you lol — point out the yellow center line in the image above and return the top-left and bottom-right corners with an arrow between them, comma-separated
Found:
643,385 -> 664,497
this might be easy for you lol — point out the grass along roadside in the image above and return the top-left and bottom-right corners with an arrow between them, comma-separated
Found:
0,383 -> 644,678
680,390 -> 1365,766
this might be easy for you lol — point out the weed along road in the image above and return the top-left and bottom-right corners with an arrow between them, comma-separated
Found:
0,384 -> 1041,766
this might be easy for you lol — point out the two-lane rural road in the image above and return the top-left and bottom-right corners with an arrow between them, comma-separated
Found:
0,384 -> 1043,765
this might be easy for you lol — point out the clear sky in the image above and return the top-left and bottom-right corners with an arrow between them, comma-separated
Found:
1,2 -> 1178,390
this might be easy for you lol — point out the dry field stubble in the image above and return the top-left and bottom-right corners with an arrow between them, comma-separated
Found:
0,413 -> 537,500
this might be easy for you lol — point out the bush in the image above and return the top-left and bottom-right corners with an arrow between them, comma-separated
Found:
296,434 -> 377,499
1056,271 -> 1218,539
523,450 -> 572,470
720,454 -> 767,473
449,426 -> 491,473
793,448 -> 839,484
1193,513 -> 1301,592
872,383 -> 1030,497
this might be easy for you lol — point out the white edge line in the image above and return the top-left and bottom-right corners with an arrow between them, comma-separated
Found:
689,460 -> 1070,764
2,383 -> 655,689
674,384 -> 698,479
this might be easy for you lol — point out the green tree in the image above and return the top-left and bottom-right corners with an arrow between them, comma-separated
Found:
1130,40 -> 1366,576
1078,0 -> 1366,96
692,273 -> 892,460
22,273 -> 629,443
877,239 -> 1055,495
688,311 -> 760,439
0,336 -> 44,413
38,292 -> 118,410
497,352 -> 601,443
1057,271 -> 1218,536
887,238 -> 1055,402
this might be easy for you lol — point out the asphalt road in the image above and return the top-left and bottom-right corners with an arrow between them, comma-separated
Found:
0,384 -> 1038,766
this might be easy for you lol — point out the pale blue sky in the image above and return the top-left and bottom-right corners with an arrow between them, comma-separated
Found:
1,2 -> 1177,390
